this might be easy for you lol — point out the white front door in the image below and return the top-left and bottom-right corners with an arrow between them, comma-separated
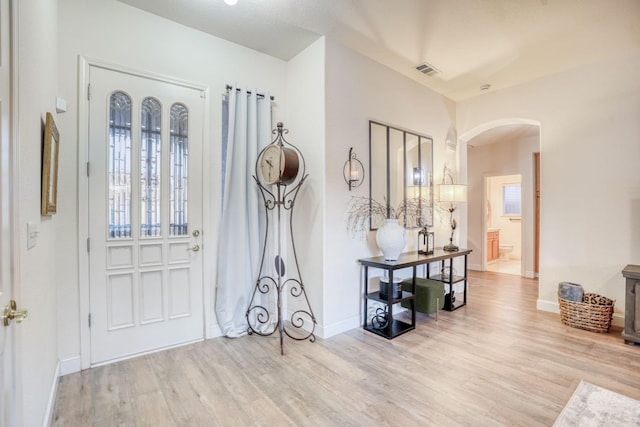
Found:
88,66 -> 205,365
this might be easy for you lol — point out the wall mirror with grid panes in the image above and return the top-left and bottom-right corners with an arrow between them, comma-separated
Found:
369,121 -> 433,230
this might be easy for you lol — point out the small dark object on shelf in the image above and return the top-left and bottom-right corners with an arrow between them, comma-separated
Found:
445,290 -> 456,307
372,306 -> 389,329
379,277 -> 402,300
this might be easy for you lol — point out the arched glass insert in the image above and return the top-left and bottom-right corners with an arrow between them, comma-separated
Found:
108,91 -> 132,239
170,103 -> 188,236
140,97 -> 162,237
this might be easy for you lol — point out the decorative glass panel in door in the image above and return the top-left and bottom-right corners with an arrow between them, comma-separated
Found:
140,97 -> 161,237
108,91 -> 132,239
170,103 -> 188,236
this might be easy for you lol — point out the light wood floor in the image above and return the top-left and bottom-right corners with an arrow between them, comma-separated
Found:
53,271 -> 640,426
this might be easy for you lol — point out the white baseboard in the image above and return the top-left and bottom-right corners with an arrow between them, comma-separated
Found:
317,315 -> 360,339
612,313 -> 624,328
237,310 -> 345,341
206,323 -> 222,339
64,330 -> 217,375
468,266 -> 535,278
537,298 -> 559,313
43,361 -> 61,427
537,298 -> 624,328
59,355 -> 82,376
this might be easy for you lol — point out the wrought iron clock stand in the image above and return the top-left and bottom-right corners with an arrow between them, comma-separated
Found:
246,123 -> 317,355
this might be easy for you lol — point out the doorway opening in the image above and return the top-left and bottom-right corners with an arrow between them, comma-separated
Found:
485,174 -> 522,275
461,118 -> 540,279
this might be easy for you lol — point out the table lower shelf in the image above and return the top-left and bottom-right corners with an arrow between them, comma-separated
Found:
364,319 -> 414,339
444,300 -> 466,311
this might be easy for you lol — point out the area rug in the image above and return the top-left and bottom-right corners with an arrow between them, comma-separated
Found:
554,380 -> 640,426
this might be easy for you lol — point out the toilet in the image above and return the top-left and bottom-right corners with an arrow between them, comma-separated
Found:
499,244 -> 514,261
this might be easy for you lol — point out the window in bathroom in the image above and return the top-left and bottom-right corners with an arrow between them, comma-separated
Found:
503,184 -> 521,216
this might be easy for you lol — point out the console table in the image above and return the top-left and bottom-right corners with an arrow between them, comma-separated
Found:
358,249 -> 472,339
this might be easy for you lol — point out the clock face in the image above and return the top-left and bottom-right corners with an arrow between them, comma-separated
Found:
259,145 -> 281,185
259,144 -> 300,185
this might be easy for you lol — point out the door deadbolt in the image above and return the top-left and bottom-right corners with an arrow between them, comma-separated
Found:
2,300 -> 28,327
192,230 -> 200,237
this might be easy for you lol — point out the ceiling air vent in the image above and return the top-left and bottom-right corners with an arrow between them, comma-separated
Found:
415,62 -> 439,76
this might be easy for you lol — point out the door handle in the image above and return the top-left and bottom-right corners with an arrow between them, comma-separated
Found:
2,300 -> 28,326
186,244 -> 200,252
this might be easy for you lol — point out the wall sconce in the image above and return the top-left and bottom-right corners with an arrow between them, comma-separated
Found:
439,166 -> 467,252
413,167 -> 425,186
343,147 -> 364,191
418,226 -> 434,255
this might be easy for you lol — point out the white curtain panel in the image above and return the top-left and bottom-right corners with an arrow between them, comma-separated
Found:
216,87 -> 271,337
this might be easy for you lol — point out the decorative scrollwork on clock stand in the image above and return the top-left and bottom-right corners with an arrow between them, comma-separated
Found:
246,122 -> 317,355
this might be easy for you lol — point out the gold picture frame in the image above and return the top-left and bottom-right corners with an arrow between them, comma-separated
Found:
41,112 -> 60,215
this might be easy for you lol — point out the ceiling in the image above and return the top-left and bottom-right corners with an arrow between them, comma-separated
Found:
118,0 -> 640,101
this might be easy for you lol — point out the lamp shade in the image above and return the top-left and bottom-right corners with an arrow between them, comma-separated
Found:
439,184 -> 467,203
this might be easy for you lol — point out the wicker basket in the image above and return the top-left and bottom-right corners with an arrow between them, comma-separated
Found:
558,293 -> 615,333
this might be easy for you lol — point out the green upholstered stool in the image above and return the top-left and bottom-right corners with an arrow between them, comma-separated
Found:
401,278 -> 445,319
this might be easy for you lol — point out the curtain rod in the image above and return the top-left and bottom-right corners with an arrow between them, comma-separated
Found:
226,85 -> 275,101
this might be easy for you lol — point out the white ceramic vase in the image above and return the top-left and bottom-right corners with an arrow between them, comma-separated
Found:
376,219 -> 406,261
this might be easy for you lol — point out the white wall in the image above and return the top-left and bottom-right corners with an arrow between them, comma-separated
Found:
57,0 -> 288,370
467,135 -> 539,274
284,38 -> 327,334
323,38 -> 460,335
17,0 -> 60,425
457,49 -> 640,323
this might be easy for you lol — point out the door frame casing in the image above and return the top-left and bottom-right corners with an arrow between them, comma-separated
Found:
1,0 -> 22,423
77,57 -> 212,370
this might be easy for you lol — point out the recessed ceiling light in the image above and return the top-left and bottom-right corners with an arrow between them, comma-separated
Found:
480,84 -> 491,91
224,0 -> 238,5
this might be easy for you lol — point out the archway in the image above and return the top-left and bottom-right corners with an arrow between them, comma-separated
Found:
460,119 -> 541,278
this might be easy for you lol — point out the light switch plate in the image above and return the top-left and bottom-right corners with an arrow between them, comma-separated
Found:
56,97 -> 67,113
27,222 -> 39,249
